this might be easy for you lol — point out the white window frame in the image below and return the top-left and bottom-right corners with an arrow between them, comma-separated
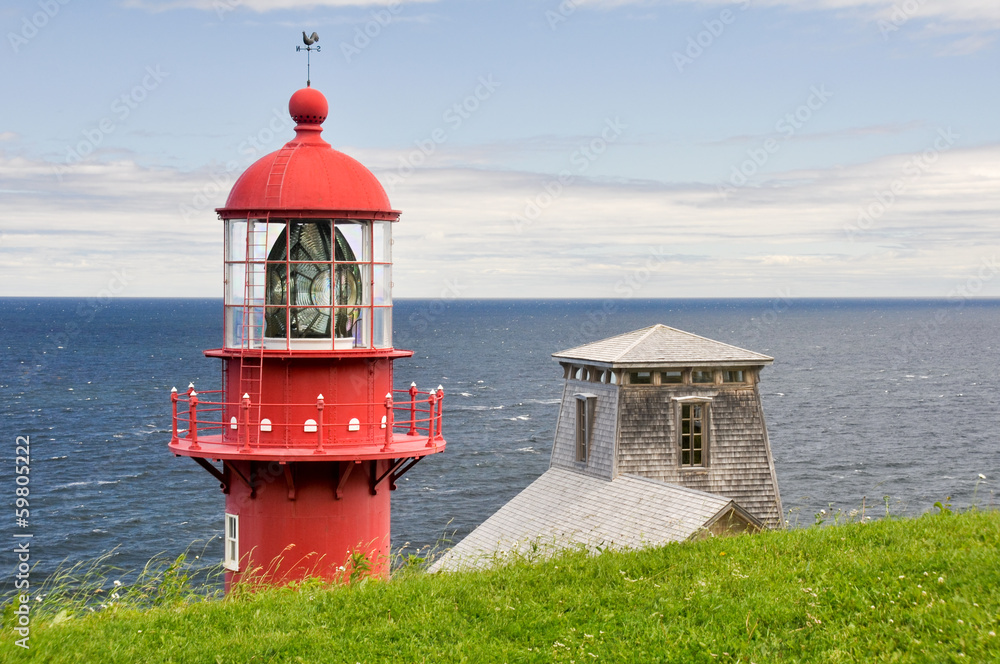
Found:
224,513 -> 240,571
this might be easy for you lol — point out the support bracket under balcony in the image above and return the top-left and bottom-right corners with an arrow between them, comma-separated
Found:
192,457 -> 228,494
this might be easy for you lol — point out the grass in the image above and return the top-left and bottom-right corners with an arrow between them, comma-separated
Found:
2,509 -> 999,663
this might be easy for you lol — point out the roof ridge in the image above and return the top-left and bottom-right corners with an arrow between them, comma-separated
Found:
661,326 -> 771,359
611,324 -> 662,362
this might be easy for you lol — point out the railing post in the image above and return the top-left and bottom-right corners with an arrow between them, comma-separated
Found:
240,393 -> 251,452
314,394 -> 325,454
435,385 -> 444,439
188,391 -> 201,450
382,392 -> 394,452
408,382 -> 418,436
170,387 -> 178,443
426,391 -> 437,447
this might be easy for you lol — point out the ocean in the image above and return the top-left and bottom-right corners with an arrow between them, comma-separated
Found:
2,297 -> 998,586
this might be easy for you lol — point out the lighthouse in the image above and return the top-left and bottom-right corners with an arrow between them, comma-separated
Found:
168,85 -> 446,589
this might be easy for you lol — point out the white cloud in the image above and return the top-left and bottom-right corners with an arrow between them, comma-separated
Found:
577,0 -> 1000,35
122,0 -> 435,12
3,141 -> 998,298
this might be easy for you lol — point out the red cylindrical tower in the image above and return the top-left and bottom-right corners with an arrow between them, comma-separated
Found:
169,86 -> 446,590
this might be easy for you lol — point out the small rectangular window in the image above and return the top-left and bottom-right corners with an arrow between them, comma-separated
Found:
661,371 -> 683,384
723,370 -> 745,383
224,513 -> 240,572
574,394 -> 596,462
692,370 -> 714,384
629,371 -> 653,385
680,403 -> 707,467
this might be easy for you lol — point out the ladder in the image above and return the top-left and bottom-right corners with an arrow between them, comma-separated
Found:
237,215 -> 269,446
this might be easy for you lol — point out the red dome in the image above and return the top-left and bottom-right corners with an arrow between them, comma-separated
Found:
219,88 -> 396,218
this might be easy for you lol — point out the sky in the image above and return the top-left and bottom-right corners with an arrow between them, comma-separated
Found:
1,0 -> 998,299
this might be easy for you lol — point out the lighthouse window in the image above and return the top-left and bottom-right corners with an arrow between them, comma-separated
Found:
679,402 -> 708,468
629,371 -> 653,385
224,513 -> 239,571
225,217 -> 392,350
661,371 -> 684,384
692,370 -> 715,384
723,370 -> 745,383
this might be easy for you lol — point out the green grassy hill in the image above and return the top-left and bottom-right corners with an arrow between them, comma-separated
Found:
3,509 -> 999,663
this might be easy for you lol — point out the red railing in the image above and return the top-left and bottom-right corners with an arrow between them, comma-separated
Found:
170,384 -> 443,453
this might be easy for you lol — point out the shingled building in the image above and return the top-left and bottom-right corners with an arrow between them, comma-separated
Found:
432,324 -> 783,571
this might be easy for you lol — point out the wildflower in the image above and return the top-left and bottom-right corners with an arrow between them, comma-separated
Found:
938,577 -> 945,584
889,619 -> 894,624
899,575 -> 905,579
989,631 -> 996,637
111,592 -> 120,599
114,580 -> 122,587
979,474 -> 986,480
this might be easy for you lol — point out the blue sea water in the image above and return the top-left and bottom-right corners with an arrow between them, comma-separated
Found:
1,297 -> 998,586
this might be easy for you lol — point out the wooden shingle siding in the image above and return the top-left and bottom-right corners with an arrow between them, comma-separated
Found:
616,385 -> 782,528
549,379 -> 618,480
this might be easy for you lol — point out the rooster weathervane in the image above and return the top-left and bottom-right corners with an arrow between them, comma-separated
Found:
296,32 -> 320,87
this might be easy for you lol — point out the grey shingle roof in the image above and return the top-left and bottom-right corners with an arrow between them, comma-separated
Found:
552,324 -> 773,368
430,468 -> 759,572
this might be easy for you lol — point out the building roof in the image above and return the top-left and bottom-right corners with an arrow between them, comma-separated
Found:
552,324 -> 773,368
430,467 -> 761,572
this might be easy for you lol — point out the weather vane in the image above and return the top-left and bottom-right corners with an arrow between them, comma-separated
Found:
297,32 -> 320,87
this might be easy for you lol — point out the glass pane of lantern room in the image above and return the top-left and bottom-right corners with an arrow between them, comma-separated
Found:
373,264 -> 391,306
335,221 -> 368,262
373,222 -> 391,263
226,220 -> 247,264
373,307 -> 392,348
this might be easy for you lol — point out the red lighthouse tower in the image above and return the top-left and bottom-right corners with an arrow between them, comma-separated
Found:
169,86 -> 446,588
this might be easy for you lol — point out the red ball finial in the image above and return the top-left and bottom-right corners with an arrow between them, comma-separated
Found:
289,87 -> 328,126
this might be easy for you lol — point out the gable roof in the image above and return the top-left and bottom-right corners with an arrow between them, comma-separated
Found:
430,468 -> 761,572
552,324 -> 773,368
